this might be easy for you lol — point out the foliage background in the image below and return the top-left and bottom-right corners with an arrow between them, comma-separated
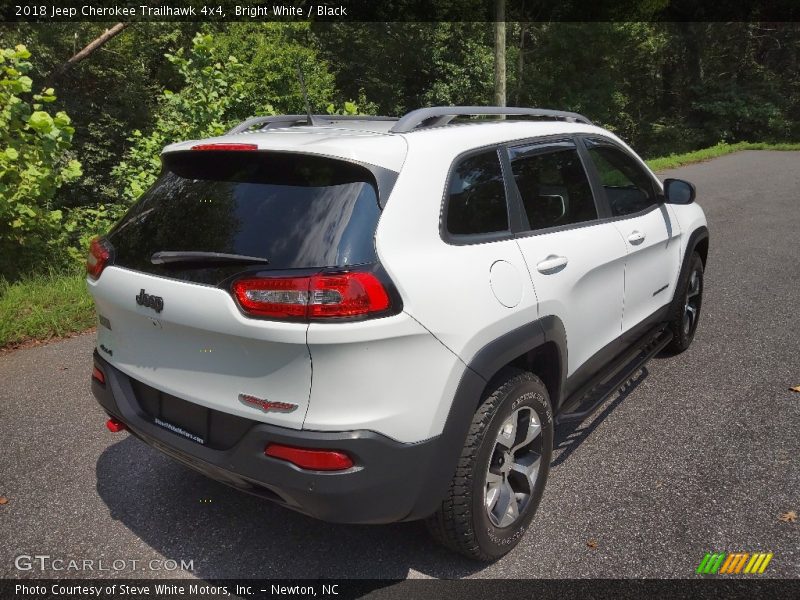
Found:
0,21 -> 798,283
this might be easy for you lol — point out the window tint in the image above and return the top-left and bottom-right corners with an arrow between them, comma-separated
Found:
585,141 -> 657,216
108,151 -> 382,285
509,143 -> 598,232
446,150 -> 509,236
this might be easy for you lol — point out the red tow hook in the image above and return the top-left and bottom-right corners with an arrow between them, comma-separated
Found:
106,417 -> 127,433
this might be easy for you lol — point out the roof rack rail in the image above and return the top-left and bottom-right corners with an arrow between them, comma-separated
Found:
389,106 -> 593,133
226,114 -> 398,135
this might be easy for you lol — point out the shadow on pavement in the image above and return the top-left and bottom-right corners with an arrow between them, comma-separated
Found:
95,438 -> 483,580
95,369 -> 651,579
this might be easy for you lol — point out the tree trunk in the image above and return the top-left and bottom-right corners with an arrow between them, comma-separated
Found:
515,23 -> 527,106
54,23 -> 131,76
494,0 -> 506,108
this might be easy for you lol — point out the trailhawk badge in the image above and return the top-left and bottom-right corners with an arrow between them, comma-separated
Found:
238,393 -> 298,413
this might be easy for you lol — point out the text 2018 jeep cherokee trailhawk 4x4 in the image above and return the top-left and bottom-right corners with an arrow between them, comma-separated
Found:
88,107 -> 708,560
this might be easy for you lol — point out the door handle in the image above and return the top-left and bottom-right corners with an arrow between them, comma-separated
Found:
627,231 -> 646,245
536,255 -> 568,274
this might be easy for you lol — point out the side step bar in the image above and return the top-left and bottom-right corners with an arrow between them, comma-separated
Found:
556,326 -> 674,424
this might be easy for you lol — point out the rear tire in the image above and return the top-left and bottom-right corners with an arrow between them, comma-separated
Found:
667,251 -> 704,353
426,368 -> 553,561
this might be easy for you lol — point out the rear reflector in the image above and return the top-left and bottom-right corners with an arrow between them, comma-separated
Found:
92,366 -> 105,384
232,272 -> 390,321
191,143 -> 258,151
265,444 -> 354,471
106,418 -> 126,433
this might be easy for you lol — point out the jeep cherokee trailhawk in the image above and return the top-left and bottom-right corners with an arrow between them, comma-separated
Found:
88,107 -> 709,560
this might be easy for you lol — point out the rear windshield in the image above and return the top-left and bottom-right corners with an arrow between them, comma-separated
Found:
108,151 -> 382,285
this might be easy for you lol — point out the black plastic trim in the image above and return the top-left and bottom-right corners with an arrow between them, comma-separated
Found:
92,351 -> 452,524
564,303 -> 671,400
672,226 -> 710,305
457,315 -> 568,409
557,325 -> 673,423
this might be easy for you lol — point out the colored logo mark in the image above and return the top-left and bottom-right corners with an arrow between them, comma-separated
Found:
696,552 -> 773,575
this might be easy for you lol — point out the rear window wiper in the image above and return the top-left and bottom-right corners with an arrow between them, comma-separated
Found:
151,251 -> 269,265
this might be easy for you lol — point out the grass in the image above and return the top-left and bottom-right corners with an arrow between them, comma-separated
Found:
1,141 -> 799,350
645,141 -> 800,171
0,270 -> 94,348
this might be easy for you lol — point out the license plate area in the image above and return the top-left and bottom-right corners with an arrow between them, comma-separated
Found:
130,378 -> 253,449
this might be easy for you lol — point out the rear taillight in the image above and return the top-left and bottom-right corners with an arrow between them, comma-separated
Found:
87,237 -> 112,280
232,271 -> 391,321
92,366 -> 105,384
265,444 -> 353,471
308,273 -> 390,318
233,276 -> 311,319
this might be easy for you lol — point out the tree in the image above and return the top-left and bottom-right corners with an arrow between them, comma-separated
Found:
312,22 -> 494,114
494,0 -> 506,107
0,44 -> 81,279
51,23 -> 131,77
112,33 -> 249,204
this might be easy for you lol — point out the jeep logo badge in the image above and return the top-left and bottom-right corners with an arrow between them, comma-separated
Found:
136,289 -> 164,313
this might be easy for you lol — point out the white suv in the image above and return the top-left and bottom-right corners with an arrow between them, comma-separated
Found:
88,107 -> 708,560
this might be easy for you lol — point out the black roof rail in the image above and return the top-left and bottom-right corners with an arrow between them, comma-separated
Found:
226,114 -> 398,134
389,106 -> 593,133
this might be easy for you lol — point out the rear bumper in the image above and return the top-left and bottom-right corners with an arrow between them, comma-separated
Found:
91,351 -> 448,524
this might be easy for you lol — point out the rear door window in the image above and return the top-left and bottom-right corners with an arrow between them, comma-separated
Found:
108,151 -> 383,285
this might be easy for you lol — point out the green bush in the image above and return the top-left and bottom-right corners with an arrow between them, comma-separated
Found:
0,44 -> 82,279
112,31 -> 364,208
112,33 -> 251,205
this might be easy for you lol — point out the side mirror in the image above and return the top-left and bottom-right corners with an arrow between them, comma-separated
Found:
663,178 -> 696,205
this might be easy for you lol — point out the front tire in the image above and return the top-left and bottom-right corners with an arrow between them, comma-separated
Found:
667,251 -> 704,353
426,368 -> 553,561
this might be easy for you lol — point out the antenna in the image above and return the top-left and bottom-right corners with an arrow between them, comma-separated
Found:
296,62 -> 318,126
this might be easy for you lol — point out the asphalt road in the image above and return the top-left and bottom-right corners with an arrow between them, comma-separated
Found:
1,151 -> 799,582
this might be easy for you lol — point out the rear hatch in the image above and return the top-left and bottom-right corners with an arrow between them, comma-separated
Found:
89,148 -> 388,433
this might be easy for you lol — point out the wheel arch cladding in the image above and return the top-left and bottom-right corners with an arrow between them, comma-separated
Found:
470,315 -> 568,410
674,226 -> 709,304
418,316 -> 567,519
694,233 -> 709,267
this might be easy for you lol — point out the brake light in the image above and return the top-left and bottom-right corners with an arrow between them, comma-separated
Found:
191,143 -> 258,151
87,237 -> 112,280
265,444 -> 353,471
232,272 -> 390,321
